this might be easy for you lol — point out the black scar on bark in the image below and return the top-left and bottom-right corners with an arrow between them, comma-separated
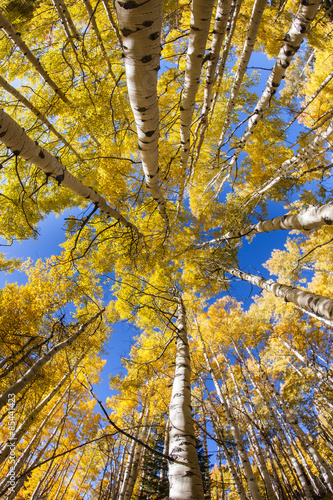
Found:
118,0 -> 139,9
283,33 -> 291,42
136,106 -> 148,112
145,130 -> 155,137
55,174 -> 64,184
149,32 -> 159,40
190,25 -> 200,31
39,150 -> 45,159
121,27 -> 134,37
0,131 -> 6,137
143,20 -> 154,27
141,55 -> 152,63
280,61 -> 290,69
180,106 -> 184,111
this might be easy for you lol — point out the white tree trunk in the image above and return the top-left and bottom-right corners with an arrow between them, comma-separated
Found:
178,0 -> 215,200
0,357 -> 82,466
118,408 -> 146,500
115,0 -> 168,220
82,0 -> 115,79
0,109 -> 140,234
0,75 -> 81,160
195,322 -> 263,500
0,310 -> 103,410
250,117 -> 333,201
168,294 -> 204,500
218,0 -> 267,146
221,265 -> 333,321
0,10 -> 70,103
203,202 -> 333,245
223,0 -> 321,176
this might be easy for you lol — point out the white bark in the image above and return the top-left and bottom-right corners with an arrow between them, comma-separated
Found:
0,310 -> 103,410
82,0 -> 115,79
179,0 -> 215,181
218,0 -> 267,146
196,322 -> 262,500
238,348 -> 314,500
115,0 -> 168,220
203,202 -> 333,246
0,359 -> 81,465
202,0 -> 232,118
221,265 -> 333,321
56,0 -> 80,39
250,117 -> 333,201
0,75 -> 82,160
123,409 -> 150,499
221,0 -> 321,183
118,409 -> 145,500
0,109 -> 140,234
168,294 -> 204,500
101,0 -> 123,45
0,10 -> 70,104
209,0 -> 242,121
192,0 -> 232,174
283,68 -> 333,133
280,337 -> 333,391
247,348 -> 333,493
226,361 -> 277,500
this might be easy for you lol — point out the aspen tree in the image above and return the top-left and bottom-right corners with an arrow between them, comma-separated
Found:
115,0 -> 168,220
168,291 -> 205,500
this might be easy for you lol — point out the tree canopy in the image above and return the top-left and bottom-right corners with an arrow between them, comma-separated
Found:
0,0 -> 333,498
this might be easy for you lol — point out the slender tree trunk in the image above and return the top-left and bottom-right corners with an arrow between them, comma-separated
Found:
0,110 -> 140,233
0,310 -> 103,410
195,322 -> 263,500
178,0 -> 215,203
224,0 -> 321,176
219,265 -> 333,322
203,382 -> 248,500
202,202 -> 333,246
115,0 -> 168,220
0,10 -> 70,103
168,292 -> 204,500
226,360 -> 277,500
218,0 -> 267,146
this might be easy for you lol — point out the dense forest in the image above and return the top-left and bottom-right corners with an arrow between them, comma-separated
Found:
0,0 -> 333,498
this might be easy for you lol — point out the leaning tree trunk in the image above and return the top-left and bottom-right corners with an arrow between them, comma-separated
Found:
219,265 -> 333,322
178,0 -> 215,203
0,310 -> 103,410
201,201 -> 333,246
168,292 -> 204,500
0,110 -> 140,234
223,0 -> 321,177
218,0 -> 267,146
0,75 -> 81,159
246,346 -> 333,494
115,0 -> 168,221
0,10 -> 70,104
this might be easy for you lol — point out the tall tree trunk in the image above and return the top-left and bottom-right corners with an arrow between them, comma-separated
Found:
168,292 -> 204,500
0,10 -> 70,103
0,109 -> 140,233
223,0 -> 321,179
0,310 -> 103,409
202,202 -> 333,246
218,0 -> 267,146
219,265 -> 333,322
195,321 -> 263,500
178,0 -> 215,203
115,0 -> 168,221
